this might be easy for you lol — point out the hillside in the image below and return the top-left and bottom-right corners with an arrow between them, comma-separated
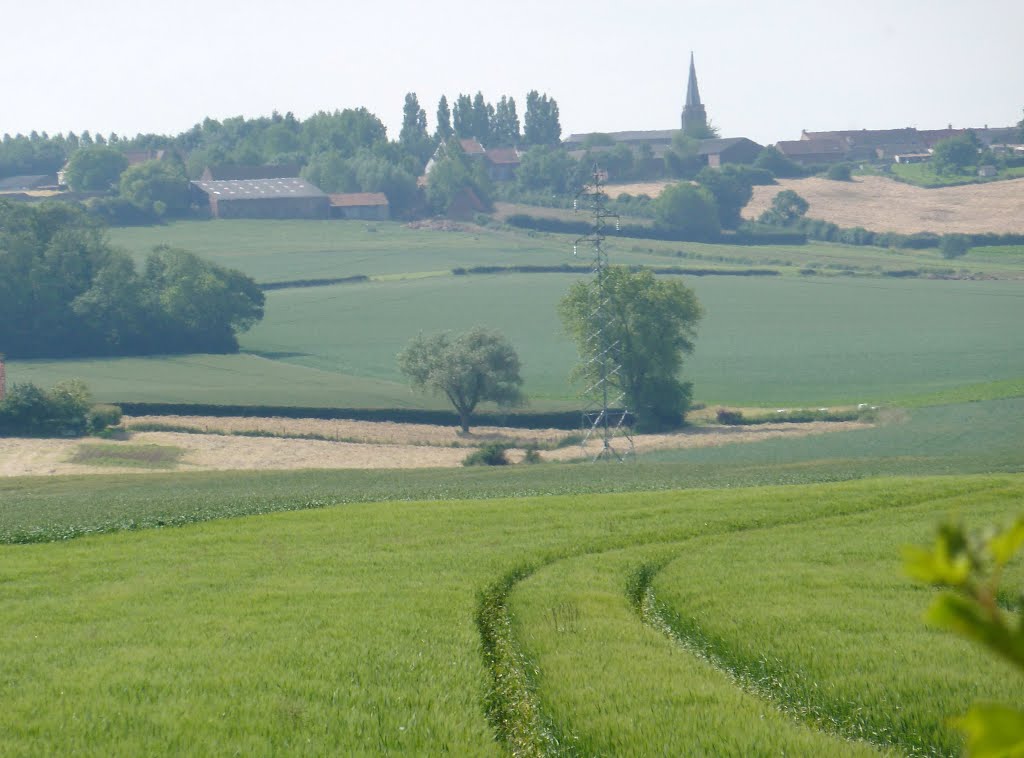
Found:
604,175 -> 1024,235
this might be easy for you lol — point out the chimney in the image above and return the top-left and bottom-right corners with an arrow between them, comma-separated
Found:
0,353 -> 6,402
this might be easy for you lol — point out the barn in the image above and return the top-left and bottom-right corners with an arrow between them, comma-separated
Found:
329,192 -> 390,220
191,178 -> 329,219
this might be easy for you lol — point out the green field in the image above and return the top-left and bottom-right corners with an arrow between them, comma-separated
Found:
2,473 -> 1021,754
107,219 -> 1024,282
12,271 -> 1024,409
5,218 -> 1024,755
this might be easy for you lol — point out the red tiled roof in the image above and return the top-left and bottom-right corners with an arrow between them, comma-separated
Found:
485,147 -> 520,165
329,192 -> 389,207
459,138 -> 486,155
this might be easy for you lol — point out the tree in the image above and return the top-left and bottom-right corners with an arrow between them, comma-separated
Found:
397,328 -> 525,432
932,134 -> 980,175
425,139 -> 491,213
452,94 -> 473,139
523,91 -> 561,146
826,162 -> 853,181
759,189 -> 809,226
516,146 -> 577,194
939,233 -> 971,259
399,92 -> 433,166
753,146 -> 805,179
64,146 -> 128,191
144,246 -> 265,353
560,267 -> 703,431
435,96 -> 453,142
118,159 -> 189,217
492,96 -> 521,146
653,182 -> 721,239
696,166 -> 753,229
471,92 -> 492,145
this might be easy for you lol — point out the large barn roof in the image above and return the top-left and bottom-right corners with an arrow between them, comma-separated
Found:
192,178 -> 326,200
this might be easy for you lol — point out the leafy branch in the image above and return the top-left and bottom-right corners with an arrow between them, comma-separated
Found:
904,515 -> 1024,756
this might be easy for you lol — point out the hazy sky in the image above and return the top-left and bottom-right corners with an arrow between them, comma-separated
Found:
4,0 -> 1022,146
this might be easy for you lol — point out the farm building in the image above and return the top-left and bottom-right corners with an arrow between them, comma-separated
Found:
191,178 -> 329,219
776,139 -> 847,165
484,147 -> 521,181
697,138 -> 763,167
329,192 -> 390,220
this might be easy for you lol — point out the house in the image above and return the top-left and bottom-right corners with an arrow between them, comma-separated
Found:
978,165 -> 998,177
776,139 -> 848,165
329,192 -> 390,220
191,178 -> 329,219
484,147 -> 521,181
697,137 -> 763,167
201,164 -> 302,181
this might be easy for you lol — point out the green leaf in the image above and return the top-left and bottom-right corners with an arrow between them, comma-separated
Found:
989,517 -> 1024,568
903,543 -> 971,586
954,703 -> 1024,757
928,594 -> 1024,671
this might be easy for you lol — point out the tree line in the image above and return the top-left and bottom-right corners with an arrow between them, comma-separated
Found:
0,201 -> 264,358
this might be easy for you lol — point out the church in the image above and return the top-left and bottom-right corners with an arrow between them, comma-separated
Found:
562,54 -> 762,169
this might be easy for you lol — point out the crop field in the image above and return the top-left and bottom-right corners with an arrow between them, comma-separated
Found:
13,271 -> 1024,411
1,473 -> 1021,754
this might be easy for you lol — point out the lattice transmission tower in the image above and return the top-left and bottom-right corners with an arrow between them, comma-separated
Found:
572,166 -> 634,462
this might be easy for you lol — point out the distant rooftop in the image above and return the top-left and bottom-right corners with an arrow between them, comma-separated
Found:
329,192 -> 389,207
192,178 -> 326,200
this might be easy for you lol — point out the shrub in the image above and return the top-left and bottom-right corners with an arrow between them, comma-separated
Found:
462,442 -> 511,467
0,380 -> 92,437
87,404 -> 123,434
716,408 -> 745,425
522,447 -> 543,464
940,234 -> 971,259
826,163 -> 853,181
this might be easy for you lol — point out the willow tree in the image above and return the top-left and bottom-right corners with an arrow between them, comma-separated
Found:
397,328 -> 524,432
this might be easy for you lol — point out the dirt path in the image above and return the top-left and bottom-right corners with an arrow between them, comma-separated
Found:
0,418 -> 870,477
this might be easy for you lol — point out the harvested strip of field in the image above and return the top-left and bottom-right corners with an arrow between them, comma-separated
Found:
0,418 -> 868,476
124,414 -> 574,447
744,175 -> 1024,234
603,176 -> 1024,235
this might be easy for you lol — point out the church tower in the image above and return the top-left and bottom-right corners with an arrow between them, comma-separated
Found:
681,52 -> 708,136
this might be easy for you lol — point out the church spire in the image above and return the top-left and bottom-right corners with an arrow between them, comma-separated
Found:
681,51 -> 708,136
685,52 -> 702,108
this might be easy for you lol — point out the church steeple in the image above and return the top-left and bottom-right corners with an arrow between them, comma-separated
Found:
681,52 -> 708,136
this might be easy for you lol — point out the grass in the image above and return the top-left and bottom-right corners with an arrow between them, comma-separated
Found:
649,483 -> 1024,754
1,475 -> 1021,754
0,396 -> 1021,544
890,162 -> 1024,187
11,273 -> 1023,410
69,442 -> 184,469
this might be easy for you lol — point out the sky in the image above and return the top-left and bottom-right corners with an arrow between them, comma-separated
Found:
3,0 -> 1022,146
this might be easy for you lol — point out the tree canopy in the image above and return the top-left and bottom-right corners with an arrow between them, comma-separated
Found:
64,146 -> 128,191
759,190 -> 809,226
559,267 -> 703,431
696,166 -> 753,229
653,182 -> 721,239
0,201 -> 264,358
397,328 -> 525,432
931,134 -> 980,175
523,91 -> 561,146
